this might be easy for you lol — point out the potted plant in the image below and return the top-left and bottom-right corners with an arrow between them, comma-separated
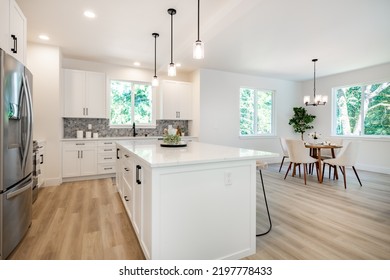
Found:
288,107 -> 316,140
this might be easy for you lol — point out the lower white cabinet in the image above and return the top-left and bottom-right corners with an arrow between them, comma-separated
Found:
116,145 -> 151,258
97,140 -> 116,174
62,141 -> 97,177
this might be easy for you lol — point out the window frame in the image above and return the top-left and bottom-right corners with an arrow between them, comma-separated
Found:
239,87 -> 276,138
332,80 -> 390,138
109,78 -> 156,129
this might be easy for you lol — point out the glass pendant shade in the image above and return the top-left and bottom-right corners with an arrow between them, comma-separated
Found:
193,40 -> 204,59
152,76 -> 159,87
168,62 -> 176,76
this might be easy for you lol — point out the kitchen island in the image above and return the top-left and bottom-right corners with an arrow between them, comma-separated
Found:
116,140 -> 277,260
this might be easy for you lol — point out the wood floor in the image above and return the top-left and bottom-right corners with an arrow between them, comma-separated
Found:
9,164 -> 390,260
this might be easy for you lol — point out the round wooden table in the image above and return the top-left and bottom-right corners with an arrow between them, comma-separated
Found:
305,143 -> 343,183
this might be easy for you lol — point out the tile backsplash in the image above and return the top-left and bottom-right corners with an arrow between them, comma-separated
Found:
63,118 -> 189,138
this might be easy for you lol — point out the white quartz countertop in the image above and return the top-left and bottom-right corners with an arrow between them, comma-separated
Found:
61,136 -> 197,141
116,140 -> 278,167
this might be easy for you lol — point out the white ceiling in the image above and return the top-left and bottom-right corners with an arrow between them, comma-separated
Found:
16,0 -> 390,81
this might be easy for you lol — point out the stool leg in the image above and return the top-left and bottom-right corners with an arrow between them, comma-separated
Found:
256,169 -> 272,236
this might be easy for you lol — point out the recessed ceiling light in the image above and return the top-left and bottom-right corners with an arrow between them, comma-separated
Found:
133,62 -> 141,66
84,10 -> 96,18
38,34 -> 50,41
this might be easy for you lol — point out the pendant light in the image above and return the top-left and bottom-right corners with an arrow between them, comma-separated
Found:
193,0 -> 204,59
304,59 -> 328,106
167,8 -> 177,76
152,33 -> 159,87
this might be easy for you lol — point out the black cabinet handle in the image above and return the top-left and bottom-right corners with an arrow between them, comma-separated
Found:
116,148 -> 120,159
40,154 -> 44,164
136,165 -> 142,185
11,34 -> 17,53
124,195 -> 129,202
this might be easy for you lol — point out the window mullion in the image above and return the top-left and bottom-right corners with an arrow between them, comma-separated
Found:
360,85 -> 365,136
253,90 -> 258,135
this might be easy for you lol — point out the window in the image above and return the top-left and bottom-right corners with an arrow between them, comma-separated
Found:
334,82 -> 390,136
110,80 -> 154,127
240,87 -> 275,136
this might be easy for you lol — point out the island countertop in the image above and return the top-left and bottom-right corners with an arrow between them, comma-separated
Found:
116,140 -> 278,168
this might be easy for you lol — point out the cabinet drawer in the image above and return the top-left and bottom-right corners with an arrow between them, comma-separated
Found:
98,146 -> 116,154
98,163 -> 116,174
123,163 -> 133,185
98,153 -> 116,163
122,181 -> 133,218
98,141 -> 116,147
63,141 -> 97,150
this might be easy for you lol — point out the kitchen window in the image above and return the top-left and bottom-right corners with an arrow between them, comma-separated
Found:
239,87 -> 275,136
333,81 -> 390,136
110,80 -> 155,127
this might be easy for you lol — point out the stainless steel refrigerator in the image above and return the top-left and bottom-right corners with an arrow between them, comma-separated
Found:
0,48 -> 33,260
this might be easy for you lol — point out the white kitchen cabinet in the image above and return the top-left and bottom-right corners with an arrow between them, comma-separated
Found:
9,0 -> 26,63
0,0 -> 27,63
0,0 -> 10,51
63,69 -> 106,118
97,140 -> 116,174
158,80 -> 192,120
62,141 -> 97,177
116,144 -> 151,259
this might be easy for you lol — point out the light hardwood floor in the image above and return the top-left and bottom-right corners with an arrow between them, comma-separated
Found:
9,165 -> 390,260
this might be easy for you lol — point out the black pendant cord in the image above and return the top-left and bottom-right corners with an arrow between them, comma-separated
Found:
154,34 -> 158,76
313,58 -> 317,100
197,0 -> 200,41
256,169 -> 272,236
171,13 -> 173,63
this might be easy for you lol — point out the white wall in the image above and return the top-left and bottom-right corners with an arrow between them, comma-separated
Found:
197,69 -> 302,161
26,43 -> 62,186
302,63 -> 390,174
62,58 -> 192,83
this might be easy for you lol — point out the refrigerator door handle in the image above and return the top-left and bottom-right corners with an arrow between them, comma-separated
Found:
6,181 -> 32,200
21,74 -> 33,174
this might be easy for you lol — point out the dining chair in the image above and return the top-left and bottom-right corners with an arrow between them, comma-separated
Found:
284,139 -> 318,185
317,137 -> 344,178
278,137 -> 289,172
322,141 -> 362,189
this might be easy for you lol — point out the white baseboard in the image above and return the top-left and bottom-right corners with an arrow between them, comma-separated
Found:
356,163 -> 390,175
42,177 -> 62,187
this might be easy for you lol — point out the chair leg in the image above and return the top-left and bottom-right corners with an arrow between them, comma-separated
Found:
352,166 -> 363,186
278,156 -> 286,172
321,162 -> 325,182
256,169 -> 272,236
342,166 -> 347,189
303,163 -> 307,185
284,163 -> 292,180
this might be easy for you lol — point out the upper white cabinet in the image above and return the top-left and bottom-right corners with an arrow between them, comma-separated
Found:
158,80 -> 193,120
1,0 -> 27,63
63,69 -> 106,118
0,0 -> 10,51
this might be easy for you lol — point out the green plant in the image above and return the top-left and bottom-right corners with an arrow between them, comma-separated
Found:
288,107 -> 316,140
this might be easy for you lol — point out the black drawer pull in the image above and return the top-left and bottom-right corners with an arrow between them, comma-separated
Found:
136,165 -> 142,185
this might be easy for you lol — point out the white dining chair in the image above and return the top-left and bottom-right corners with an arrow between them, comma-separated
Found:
284,139 -> 318,185
322,141 -> 362,189
278,137 -> 289,172
317,137 -> 344,177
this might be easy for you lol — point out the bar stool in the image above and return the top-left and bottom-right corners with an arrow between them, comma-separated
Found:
256,161 -> 272,236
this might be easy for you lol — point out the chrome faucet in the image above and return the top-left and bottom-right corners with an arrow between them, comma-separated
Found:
132,122 -> 137,137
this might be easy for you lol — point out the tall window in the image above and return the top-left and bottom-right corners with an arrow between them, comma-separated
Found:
240,87 -> 275,136
334,81 -> 390,136
110,80 -> 154,126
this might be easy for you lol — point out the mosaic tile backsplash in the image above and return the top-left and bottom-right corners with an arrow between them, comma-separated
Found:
63,118 -> 189,138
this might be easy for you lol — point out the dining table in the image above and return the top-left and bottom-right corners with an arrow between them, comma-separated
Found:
305,143 -> 343,183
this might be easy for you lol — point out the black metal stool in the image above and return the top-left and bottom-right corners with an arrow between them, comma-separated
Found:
256,161 -> 272,236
